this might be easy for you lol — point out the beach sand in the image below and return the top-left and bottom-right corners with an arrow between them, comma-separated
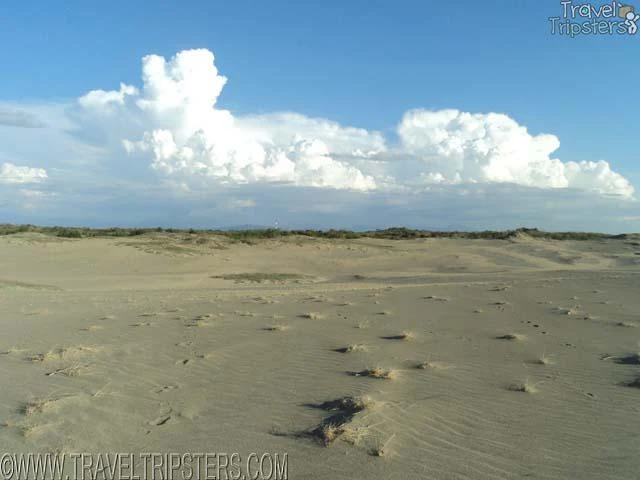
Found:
1,231 -> 639,479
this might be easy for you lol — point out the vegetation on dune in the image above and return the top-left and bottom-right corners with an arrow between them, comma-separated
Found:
0,224 -> 632,242
211,273 -> 307,283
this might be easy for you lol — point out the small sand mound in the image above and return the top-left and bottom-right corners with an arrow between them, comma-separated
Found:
495,333 -> 525,341
616,321 -> 637,328
263,324 -> 289,332
305,396 -> 375,446
46,364 -> 86,377
381,331 -> 415,341
534,353 -> 554,365
371,433 -> 396,457
185,317 -> 213,327
351,367 -> 397,380
20,395 -> 76,416
508,380 -> 539,393
1,347 -> 26,355
555,306 -> 581,316
415,360 -> 449,370
423,295 -> 450,302
334,344 -> 367,353
489,285 -> 511,292
26,346 -> 102,363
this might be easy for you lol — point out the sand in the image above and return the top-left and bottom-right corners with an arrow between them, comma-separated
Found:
0,231 -> 639,479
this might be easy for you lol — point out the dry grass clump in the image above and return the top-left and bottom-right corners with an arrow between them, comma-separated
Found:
311,395 -> 376,414
490,285 -> 511,292
22,400 -> 50,416
508,378 -> 540,393
351,367 -> 397,380
367,367 -> 397,379
1,347 -> 26,355
263,324 -> 289,332
185,317 -> 214,327
307,395 -> 376,446
334,344 -> 367,353
371,433 -> 396,457
617,321 -> 637,328
534,352 -> 555,365
340,426 -> 370,446
20,396 -> 70,416
415,358 -> 448,370
423,295 -> 450,302
80,325 -> 104,332
317,424 -> 370,447
46,365 -> 84,377
252,296 -> 277,304
556,305 -> 581,316
25,346 -> 101,363
212,273 -> 307,283
317,424 -> 344,445
129,321 -> 153,327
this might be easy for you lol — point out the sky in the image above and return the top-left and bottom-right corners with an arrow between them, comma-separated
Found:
0,0 -> 638,232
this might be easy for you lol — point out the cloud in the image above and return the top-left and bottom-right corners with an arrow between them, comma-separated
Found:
236,112 -> 387,157
78,83 -> 139,110
0,48 -> 636,232
226,198 -> 256,209
0,163 -> 47,184
78,49 -> 375,191
74,49 -> 632,198
395,109 -> 634,196
0,107 -> 46,128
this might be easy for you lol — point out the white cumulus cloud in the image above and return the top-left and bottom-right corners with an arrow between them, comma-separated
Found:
0,163 -> 47,184
86,49 -> 376,191
396,109 -> 633,196
75,49 -> 631,198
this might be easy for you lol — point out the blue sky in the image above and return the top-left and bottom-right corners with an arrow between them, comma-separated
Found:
0,0 -> 638,231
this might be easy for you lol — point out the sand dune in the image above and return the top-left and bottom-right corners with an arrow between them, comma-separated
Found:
0,231 -> 639,479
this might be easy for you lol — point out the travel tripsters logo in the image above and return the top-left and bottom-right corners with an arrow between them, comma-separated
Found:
549,1 -> 638,36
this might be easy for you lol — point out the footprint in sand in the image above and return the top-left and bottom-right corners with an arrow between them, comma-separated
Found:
149,414 -> 172,426
26,346 -> 102,363
148,406 -> 173,426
